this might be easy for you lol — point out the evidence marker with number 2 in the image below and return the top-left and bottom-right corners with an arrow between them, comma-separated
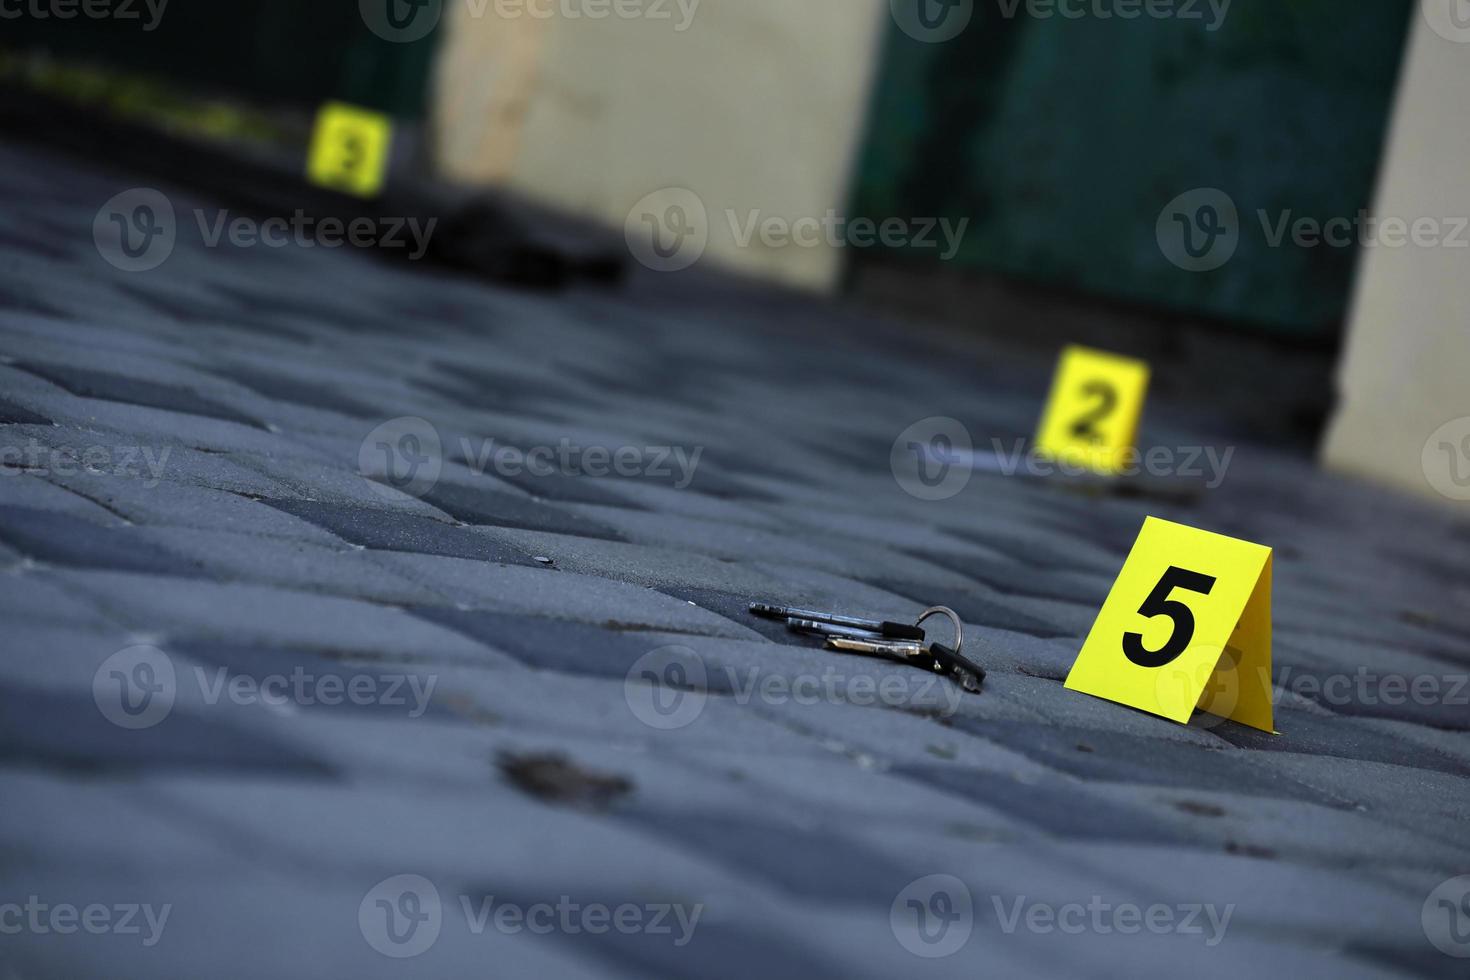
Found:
1064,517 -> 1275,733
1035,345 -> 1150,476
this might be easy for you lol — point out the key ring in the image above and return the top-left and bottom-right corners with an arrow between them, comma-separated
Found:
914,606 -> 963,656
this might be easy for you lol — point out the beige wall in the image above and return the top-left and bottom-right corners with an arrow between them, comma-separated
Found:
1323,4 -> 1470,508
432,0 -> 887,290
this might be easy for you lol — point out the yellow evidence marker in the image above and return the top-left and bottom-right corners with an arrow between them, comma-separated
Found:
306,102 -> 394,199
1064,517 -> 1275,733
1035,345 -> 1150,475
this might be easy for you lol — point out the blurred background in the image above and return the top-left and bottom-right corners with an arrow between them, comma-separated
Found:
3,0 -> 1465,505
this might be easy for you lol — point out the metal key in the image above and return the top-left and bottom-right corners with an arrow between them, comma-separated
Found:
823,636 -> 928,663
749,602 -> 926,641
824,636 -> 985,693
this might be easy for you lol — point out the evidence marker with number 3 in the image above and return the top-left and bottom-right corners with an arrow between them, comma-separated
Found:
1035,345 -> 1150,476
306,102 -> 394,199
1064,517 -> 1275,732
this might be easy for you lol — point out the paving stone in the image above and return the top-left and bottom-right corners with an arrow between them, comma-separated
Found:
50,570 -> 518,664
13,360 -> 265,429
233,453 -> 453,515
958,719 -> 1338,805
6,134 -> 1470,979
0,866 -> 619,980
863,578 -> 1075,640
0,396 -> 51,424
265,498 -> 540,565
0,505 -> 193,574
466,526 -> 794,595
0,681 -> 331,775
0,565 -> 113,629
128,526 -> 445,604
419,479 -> 627,540
213,364 -> 384,420
0,472 -> 122,522
374,554 -> 757,637
1212,706 -> 1470,778
412,609 -> 684,679
42,473 -> 343,543
0,770 -> 243,873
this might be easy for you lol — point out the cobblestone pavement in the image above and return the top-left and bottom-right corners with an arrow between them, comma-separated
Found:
2,139 -> 1469,979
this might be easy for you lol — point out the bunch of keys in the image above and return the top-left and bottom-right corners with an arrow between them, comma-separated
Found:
748,602 -> 984,694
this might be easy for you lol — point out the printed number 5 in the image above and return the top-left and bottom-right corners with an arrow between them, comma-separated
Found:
1123,566 -> 1217,668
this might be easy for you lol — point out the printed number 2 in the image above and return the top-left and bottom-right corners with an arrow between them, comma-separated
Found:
1070,380 -> 1119,443
1123,566 -> 1218,668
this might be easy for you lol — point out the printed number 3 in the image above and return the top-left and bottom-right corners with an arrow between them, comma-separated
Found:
339,132 -> 365,174
1123,566 -> 1217,668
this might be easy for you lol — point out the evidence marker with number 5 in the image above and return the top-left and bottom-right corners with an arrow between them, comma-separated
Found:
1064,516 -> 1275,733
1035,345 -> 1150,476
